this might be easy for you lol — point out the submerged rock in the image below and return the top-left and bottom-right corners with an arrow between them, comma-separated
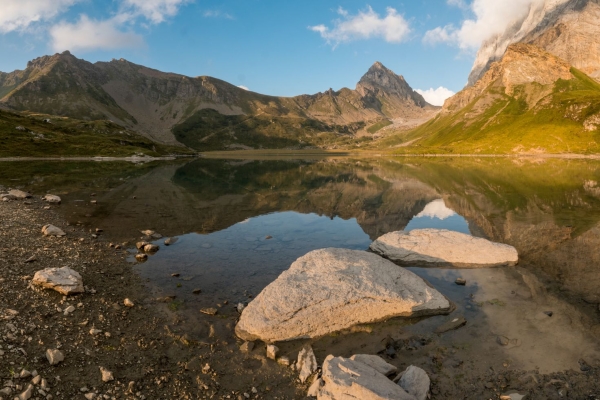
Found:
370,229 -> 518,268
318,355 -> 415,400
235,248 -> 450,342
164,237 -> 179,246
32,267 -> 84,295
41,224 -> 66,237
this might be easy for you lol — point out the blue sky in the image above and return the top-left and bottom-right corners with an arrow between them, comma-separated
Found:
0,1 -> 531,105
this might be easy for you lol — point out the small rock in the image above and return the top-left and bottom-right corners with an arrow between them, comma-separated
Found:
544,311 -> 553,317
143,244 -> 159,253
136,241 -> 149,250
192,289 -> 202,294
266,344 -> 279,360
265,235 -> 273,240
277,356 -> 290,366
297,345 -> 318,383
64,305 -> 75,314
42,195 -> 61,204
164,237 -> 179,246
90,328 -> 102,335
171,273 -> 180,277
455,278 -> 467,286
435,316 -> 467,334
32,267 -> 84,295
124,298 -> 135,307
24,256 -> 37,263
500,392 -> 527,400
307,377 -> 322,397
17,384 -> 33,400
84,393 -> 96,400
9,189 -> 31,199
46,349 -> 64,365
19,369 -> 31,378
200,308 -> 218,316
151,233 -> 163,239
90,200 -> 97,204
31,376 -> 41,385
579,359 -> 591,372
237,303 -> 245,313
398,365 -> 430,400
135,254 -> 148,262
202,363 -> 210,374
41,224 -> 66,237
240,341 -> 255,353
140,230 -> 155,236
95,228 -> 103,233
497,336 -> 510,346
100,366 -> 114,382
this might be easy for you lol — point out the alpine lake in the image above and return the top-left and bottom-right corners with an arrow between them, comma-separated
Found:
2,155 -> 600,391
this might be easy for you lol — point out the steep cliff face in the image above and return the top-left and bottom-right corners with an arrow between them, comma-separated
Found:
0,53 -> 435,148
468,0 -> 600,86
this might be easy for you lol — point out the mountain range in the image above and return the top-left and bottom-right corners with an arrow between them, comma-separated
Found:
0,53 -> 436,151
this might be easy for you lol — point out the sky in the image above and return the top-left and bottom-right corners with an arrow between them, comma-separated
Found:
0,0 -> 537,105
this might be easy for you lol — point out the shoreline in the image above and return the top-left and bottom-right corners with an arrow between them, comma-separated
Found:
1,188 -> 599,400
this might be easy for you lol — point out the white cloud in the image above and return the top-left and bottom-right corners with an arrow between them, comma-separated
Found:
50,15 -> 144,52
309,6 -> 411,46
447,0 -> 468,9
123,0 -> 191,24
0,0 -> 79,33
415,87 -> 456,106
203,10 -> 234,20
238,85 -> 249,91
416,199 -> 456,220
425,0 -> 539,50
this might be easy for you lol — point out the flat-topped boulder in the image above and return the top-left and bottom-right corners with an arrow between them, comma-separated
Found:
235,248 -> 451,342
32,267 -> 84,295
370,229 -> 518,268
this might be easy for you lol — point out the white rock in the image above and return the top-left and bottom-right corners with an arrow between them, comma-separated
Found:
143,244 -> 159,253
266,344 -> 279,360
89,328 -> 102,335
307,376 -> 323,397
84,393 -> 96,400
297,345 -> 318,383
100,367 -> 114,382
42,195 -> 61,204
64,305 -> 75,314
370,229 -> 518,268
235,248 -> 450,342
398,366 -> 430,400
46,349 -> 64,365
349,354 -> 398,376
41,225 -> 66,237
32,267 -> 84,295
9,189 -> 31,199
318,355 -> 415,400
123,298 -> 134,307
17,384 -> 33,400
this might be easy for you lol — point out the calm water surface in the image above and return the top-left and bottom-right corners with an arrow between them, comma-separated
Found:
2,157 -> 600,373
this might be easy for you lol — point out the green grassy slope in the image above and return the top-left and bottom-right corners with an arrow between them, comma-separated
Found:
378,68 -> 600,154
0,109 -> 194,157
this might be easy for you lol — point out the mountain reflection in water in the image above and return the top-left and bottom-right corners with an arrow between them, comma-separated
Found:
2,156 -> 600,372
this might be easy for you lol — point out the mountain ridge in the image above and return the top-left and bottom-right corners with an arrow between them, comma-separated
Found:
0,52 -> 436,149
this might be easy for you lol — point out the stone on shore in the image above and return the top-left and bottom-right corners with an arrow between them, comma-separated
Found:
41,224 -> 66,237
399,366 -> 430,400
9,189 -> 31,199
349,354 -> 398,376
266,344 -> 279,360
235,248 -> 450,342
143,244 -> 159,253
318,355 -> 415,400
46,349 -> 64,365
370,229 -> 518,268
100,367 -> 114,382
164,237 -> 179,246
32,267 -> 84,295
42,194 -> 61,204
297,345 -> 318,383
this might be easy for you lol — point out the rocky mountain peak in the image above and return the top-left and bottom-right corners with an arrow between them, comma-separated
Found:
356,62 -> 429,107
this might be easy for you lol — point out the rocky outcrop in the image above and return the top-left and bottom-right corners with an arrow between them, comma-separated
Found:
469,0 -> 600,86
317,355 -> 427,400
370,229 -> 518,268
235,248 -> 451,342
32,267 -> 84,295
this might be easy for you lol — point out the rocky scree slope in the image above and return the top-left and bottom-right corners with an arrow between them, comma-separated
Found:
0,52 -> 435,150
379,44 -> 600,154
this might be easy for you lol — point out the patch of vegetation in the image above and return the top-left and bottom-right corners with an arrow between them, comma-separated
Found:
0,109 -> 194,157
378,67 -> 600,154
367,119 -> 392,134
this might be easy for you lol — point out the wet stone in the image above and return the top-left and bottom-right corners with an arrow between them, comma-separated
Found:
435,316 -> 467,334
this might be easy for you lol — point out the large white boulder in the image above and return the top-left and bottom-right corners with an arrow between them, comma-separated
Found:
318,355 -> 415,400
32,267 -> 84,295
235,248 -> 450,342
370,229 -> 518,268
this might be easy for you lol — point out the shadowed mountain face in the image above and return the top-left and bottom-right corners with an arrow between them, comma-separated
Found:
0,52 -> 435,148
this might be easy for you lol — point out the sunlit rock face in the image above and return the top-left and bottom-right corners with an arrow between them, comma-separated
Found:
469,0 -> 600,86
